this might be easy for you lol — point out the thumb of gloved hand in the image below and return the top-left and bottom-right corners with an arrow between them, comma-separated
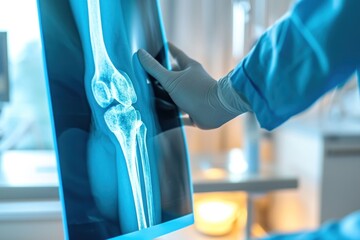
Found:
138,44 -> 248,129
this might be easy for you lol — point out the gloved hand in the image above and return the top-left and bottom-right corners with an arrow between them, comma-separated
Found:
137,43 -> 250,129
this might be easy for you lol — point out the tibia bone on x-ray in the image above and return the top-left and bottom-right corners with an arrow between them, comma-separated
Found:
104,106 -> 155,227
87,0 -> 155,229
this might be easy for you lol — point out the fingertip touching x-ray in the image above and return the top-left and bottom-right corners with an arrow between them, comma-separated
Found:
38,0 -> 193,239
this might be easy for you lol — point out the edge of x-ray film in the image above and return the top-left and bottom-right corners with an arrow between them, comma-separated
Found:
108,214 -> 193,240
37,0 -> 194,239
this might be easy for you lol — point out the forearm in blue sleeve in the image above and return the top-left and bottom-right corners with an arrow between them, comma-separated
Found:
262,210 -> 360,239
230,0 -> 360,130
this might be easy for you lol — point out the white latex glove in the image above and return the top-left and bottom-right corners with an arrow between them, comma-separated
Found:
138,43 -> 250,129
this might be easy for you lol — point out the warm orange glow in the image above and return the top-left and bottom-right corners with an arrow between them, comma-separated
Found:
193,193 -> 246,236
193,192 -> 268,237
194,200 -> 239,236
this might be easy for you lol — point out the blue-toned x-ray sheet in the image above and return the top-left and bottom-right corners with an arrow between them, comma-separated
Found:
37,0 -> 193,239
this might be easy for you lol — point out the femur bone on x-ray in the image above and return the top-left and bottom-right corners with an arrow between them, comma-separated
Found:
87,0 -> 154,229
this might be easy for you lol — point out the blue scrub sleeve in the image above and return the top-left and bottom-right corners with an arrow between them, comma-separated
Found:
262,210 -> 360,240
230,0 -> 360,130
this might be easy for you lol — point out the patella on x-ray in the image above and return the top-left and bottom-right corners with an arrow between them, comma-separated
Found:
37,0 -> 193,239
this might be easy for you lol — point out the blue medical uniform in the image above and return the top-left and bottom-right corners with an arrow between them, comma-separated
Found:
230,0 -> 360,239
231,0 -> 360,131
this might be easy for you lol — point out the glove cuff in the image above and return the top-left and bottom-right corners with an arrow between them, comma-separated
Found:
217,70 -> 251,115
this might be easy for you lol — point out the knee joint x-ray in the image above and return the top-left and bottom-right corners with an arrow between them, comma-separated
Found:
37,0 -> 193,239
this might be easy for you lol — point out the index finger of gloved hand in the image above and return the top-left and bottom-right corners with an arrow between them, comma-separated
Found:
168,42 -> 197,69
137,49 -> 174,85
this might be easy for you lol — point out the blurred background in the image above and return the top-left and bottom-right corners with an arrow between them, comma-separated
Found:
1,0 -> 360,239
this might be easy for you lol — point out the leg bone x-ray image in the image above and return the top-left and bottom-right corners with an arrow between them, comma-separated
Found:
37,0 -> 193,239
86,0 -> 154,229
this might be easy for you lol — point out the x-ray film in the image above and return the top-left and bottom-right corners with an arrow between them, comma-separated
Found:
37,0 -> 193,239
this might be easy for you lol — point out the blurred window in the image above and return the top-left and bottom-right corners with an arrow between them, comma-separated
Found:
0,0 -> 55,193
